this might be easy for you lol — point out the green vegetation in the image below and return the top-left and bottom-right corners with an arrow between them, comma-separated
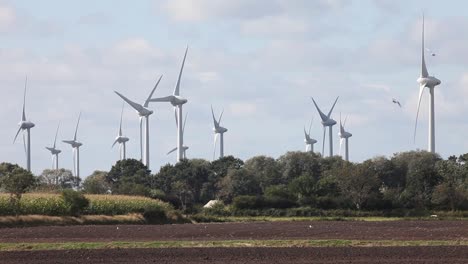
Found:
0,239 -> 467,251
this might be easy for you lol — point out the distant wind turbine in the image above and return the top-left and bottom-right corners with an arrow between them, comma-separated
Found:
114,75 -> 162,168
63,113 -> 82,177
167,112 -> 189,159
338,114 -> 352,162
311,97 -> 339,157
13,76 -> 35,172
112,104 -> 129,161
304,118 -> 317,153
211,105 -> 228,160
150,47 -> 189,162
415,14 -> 441,153
45,123 -> 62,170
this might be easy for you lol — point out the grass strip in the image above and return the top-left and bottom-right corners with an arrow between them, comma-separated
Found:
0,239 -> 467,251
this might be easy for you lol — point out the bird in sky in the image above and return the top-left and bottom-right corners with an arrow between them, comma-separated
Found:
392,98 -> 402,107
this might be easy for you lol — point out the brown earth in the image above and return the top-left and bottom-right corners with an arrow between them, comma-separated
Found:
1,246 -> 468,264
0,220 -> 467,243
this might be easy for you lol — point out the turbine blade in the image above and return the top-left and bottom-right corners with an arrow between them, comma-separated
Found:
22,133 -> 26,156
339,138 -> 344,156
174,46 -> 188,96
174,107 -> 178,127
13,127 -> 22,143
311,97 -> 328,122
213,133 -> 219,160
414,85 -> 426,142
182,112 -> 188,136
53,122 -> 60,148
421,14 -> 429,78
167,147 -> 177,155
112,138 -> 118,148
327,96 -> 339,118
144,74 -> 163,107
322,126 -> 326,156
308,117 -> 313,135
211,105 -> 219,128
218,109 -> 224,125
339,113 -> 345,134
304,126 -> 309,140
119,103 -> 124,137
22,76 -> 27,122
73,112 -> 81,141
139,116 -> 143,162
114,91 -> 145,113
150,96 -> 173,103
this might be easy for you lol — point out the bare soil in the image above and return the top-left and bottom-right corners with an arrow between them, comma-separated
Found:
1,246 -> 468,264
0,220 -> 467,243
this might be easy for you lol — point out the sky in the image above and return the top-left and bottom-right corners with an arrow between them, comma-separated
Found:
1,0 -> 468,177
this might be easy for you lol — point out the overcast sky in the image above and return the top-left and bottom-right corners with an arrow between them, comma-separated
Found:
1,0 -> 468,176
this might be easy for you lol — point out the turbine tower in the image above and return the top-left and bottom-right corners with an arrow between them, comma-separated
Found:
45,123 -> 62,170
338,115 -> 352,162
114,75 -> 162,169
415,14 -> 441,153
304,118 -> 317,153
112,104 -> 129,160
150,47 -> 189,162
63,113 -> 82,177
167,112 -> 189,159
211,105 -> 228,160
13,77 -> 35,172
311,97 -> 339,157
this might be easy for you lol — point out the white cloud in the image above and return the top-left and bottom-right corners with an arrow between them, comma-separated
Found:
0,5 -> 15,31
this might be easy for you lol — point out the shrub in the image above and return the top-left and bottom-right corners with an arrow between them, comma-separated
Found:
142,205 -> 167,224
61,190 -> 89,216
232,195 -> 264,209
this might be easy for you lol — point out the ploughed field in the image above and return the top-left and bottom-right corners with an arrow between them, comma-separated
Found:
0,220 -> 467,263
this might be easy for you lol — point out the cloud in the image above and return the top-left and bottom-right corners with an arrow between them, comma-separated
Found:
0,5 -> 15,32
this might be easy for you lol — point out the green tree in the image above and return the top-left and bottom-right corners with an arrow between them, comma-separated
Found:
82,171 -> 110,194
38,169 -> 80,190
210,156 -> 244,179
218,168 -> 261,202
432,159 -> 468,210
106,159 -> 151,195
244,156 -> 281,191
277,152 -> 321,184
0,166 -> 36,214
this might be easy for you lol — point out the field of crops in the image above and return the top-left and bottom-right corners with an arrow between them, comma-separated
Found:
0,193 -> 171,216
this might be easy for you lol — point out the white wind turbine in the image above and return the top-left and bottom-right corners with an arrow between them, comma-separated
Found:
415,14 -> 441,153
167,112 -> 189,159
304,118 -> 317,153
338,114 -> 352,162
150,47 -> 189,162
13,77 -> 35,172
45,123 -> 62,170
311,97 -> 339,157
112,104 -> 130,161
211,105 -> 228,160
114,75 -> 162,169
63,113 -> 82,177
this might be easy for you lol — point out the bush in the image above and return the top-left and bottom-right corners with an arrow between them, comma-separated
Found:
232,195 -> 264,209
61,190 -> 89,216
142,205 -> 167,224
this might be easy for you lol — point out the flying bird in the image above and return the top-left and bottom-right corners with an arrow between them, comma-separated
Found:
392,98 -> 402,107
425,48 -> 436,56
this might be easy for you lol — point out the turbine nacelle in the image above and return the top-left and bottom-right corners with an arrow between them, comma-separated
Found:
305,138 -> 318,145
63,140 -> 82,148
322,119 -> 336,127
18,121 -> 35,129
46,147 -> 61,155
138,109 -> 153,117
214,126 -> 228,134
114,136 -> 129,144
150,95 -> 187,106
338,131 -> 352,139
417,76 -> 441,88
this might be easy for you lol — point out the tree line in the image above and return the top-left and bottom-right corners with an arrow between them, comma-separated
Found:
1,150 -> 468,213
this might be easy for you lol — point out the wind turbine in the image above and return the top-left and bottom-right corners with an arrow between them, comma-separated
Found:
150,47 -> 189,162
304,118 -> 317,153
415,14 -> 441,153
338,114 -> 352,162
112,104 -> 130,160
114,75 -> 162,169
45,123 -> 62,170
311,97 -> 339,157
167,112 -> 189,159
62,113 -> 82,177
13,77 -> 35,172
211,105 -> 228,160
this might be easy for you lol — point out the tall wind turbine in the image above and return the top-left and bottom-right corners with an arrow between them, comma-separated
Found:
150,47 -> 189,162
304,118 -> 317,153
114,75 -> 162,168
63,113 -> 82,177
45,123 -> 61,170
415,14 -> 441,153
338,114 -> 352,161
211,105 -> 228,160
112,104 -> 129,160
13,77 -> 35,172
311,97 -> 339,157
167,112 -> 189,159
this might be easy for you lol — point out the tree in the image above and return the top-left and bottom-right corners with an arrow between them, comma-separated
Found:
38,169 -> 80,190
277,152 -> 321,184
244,156 -> 281,191
210,156 -> 244,179
218,168 -> 261,203
288,174 -> 317,204
432,159 -> 468,210
0,166 -> 36,214
82,171 -> 110,194
106,159 -> 151,195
